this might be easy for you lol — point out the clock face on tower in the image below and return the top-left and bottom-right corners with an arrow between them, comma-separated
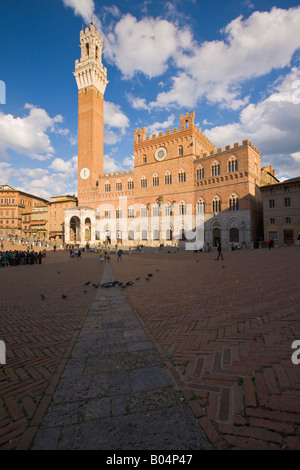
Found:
80,168 -> 90,180
155,147 -> 167,161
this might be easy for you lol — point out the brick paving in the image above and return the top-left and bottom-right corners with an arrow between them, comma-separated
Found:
0,247 -> 105,449
0,244 -> 299,450
111,246 -> 300,450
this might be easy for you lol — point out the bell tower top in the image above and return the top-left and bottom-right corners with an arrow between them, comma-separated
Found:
74,23 -> 108,94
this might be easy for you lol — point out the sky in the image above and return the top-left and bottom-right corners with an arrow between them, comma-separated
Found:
0,0 -> 300,200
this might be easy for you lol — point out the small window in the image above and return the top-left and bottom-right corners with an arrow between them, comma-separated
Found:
284,197 -> 291,207
179,146 -> 183,156
270,218 -> 275,224
128,179 -> 134,190
179,202 -> 186,215
165,172 -> 172,185
153,174 -> 159,186
128,206 -> 134,218
178,169 -> 186,183
285,217 -> 291,224
105,182 -> 111,192
116,180 -> 122,191
213,197 -> 221,213
141,177 -> 147,188
197,200 -> 205,214
229,195 -> 239,211
269,199 -> 275,208
212,162 -> 220,177
197,166 -> 204,180
228,157 -> 238,173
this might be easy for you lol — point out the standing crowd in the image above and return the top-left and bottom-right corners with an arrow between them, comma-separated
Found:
0,249 -> 44,267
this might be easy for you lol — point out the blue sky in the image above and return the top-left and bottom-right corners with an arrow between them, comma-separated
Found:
0,0 -> 300,200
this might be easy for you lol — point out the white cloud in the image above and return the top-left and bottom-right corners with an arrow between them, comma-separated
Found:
104,14 -> 192,79
122,156 -> 134,169
62,0 -> 101,31
103,154 -> 121,173
49,156 -> 78,174
103,101 -> 129,145
203,68 -> 300,179
2,156 -> 79,200
127,93 -> 150,112
150,6 -> 300,109
0,104 -> 67,161
146,114 -> 176,135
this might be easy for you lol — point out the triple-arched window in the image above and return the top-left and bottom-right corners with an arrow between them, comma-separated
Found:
229,194 -> 239,210
228,157 -> 238,173
212,161 -> 220,177
213,196 -> 221,213
178,169 -> 186,183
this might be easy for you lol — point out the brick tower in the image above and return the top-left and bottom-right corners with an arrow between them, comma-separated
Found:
74,23 -> 108,200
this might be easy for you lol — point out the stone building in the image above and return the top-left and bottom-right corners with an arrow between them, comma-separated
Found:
65,24 -> 278,249
0,184 -> 48,239
260,176 -> 300,245
47,195 -> 77,243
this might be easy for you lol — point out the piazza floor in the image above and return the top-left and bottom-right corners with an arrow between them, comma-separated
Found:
0,245 -> 299,450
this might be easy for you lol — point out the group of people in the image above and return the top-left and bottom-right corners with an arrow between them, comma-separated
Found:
0,249 -> 44,267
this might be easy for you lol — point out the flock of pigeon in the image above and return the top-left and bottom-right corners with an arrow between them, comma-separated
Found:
40,269 -> 159,301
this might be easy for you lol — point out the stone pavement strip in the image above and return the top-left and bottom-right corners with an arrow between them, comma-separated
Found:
32,262 -> 211,450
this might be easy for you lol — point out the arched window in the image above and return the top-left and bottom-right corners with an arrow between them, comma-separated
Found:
213,196 -> 221,213
179,201 -> 186,215
105,181 -> 111,192
95,45 -> 98,59
128,230 -> 135,240
228,157 -> 238,173
152,204 -> 159,217
165,171 -> 172,185
128,178 -> 134,190
142,229 -> 148,240
104,208 -> 111,219
141,176 -> 147,188
197,166 -> 204,180
116,207 -> 122,219
128,206 -> 134,218
116,180 -> 122,191
229,194 -> 239,211
178,169 -> 186,183
86,43 -> 89,57
179,145 -> 183,156
153,174 -> 159,186
143,155 -> 147,164
196,199 -> 205,214
165,202 -> 171,216
212,161 -> 220,177
140,205 -> 147,218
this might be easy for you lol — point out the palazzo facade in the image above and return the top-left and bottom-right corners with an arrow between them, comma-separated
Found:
65,24 -> 278,250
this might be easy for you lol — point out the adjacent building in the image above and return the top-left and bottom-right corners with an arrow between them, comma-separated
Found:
0,184 -> 48,239
0,184 -> 77,244
260,176 -> 300,245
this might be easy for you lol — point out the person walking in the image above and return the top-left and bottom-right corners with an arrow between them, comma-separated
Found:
117,249 -> 123,262
216,242 -> 224,260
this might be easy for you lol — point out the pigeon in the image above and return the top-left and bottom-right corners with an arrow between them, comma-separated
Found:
126,281 -> 134,286
136,277 -> 140,281
84,281 -> 90,286
62,294 -> 67,299
58,271 -> 60,274
83,288 -> 88,293
147,274 -> 153,277
145,277 -> 150,281
41,293 -> 47,300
